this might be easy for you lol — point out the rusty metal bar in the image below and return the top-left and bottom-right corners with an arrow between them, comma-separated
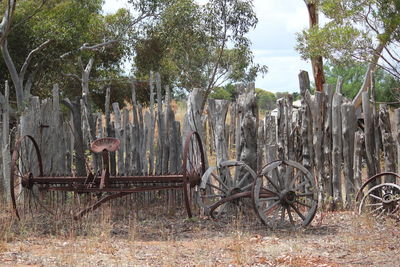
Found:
31,175 -> 185,184
44,184 -> 183,193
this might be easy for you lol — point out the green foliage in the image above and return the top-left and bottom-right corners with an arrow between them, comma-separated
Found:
133,0 -> 267,97
256,88 -> 277,111
0,0 -> 135,109
296,0 -> 400,80
324,61 -> 400,102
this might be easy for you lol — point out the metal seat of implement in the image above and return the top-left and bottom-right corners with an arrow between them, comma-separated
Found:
90,137 -> 120,153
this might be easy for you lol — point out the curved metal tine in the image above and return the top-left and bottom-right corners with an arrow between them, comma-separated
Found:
31,189 -> 55,215
289,203 -> 306,221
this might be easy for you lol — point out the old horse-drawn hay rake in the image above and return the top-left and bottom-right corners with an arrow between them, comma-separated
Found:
10,131 -> 318,229
10,131 -> 205,221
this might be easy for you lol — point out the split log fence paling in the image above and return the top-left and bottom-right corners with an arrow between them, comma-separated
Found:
0,70 -> 399,214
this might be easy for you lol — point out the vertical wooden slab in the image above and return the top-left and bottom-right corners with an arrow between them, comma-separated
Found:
331,92 -> 343,207
341,101 -> 356,206
379,104 -> 397,182
2,82 -> 10,201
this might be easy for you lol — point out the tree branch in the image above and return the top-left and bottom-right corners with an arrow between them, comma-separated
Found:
11,0 -> 47,30
62,72 -> 82,82
19,39 -> 51,81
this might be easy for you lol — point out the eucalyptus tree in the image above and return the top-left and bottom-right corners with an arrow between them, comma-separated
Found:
133,0 -> 266,111
0,0 -> 141,111
296,0 -> 400,107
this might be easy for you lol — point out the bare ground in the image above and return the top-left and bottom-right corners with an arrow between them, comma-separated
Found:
0,207 -> 399,267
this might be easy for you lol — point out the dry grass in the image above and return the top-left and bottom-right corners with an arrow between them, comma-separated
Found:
1,202 -> 400,266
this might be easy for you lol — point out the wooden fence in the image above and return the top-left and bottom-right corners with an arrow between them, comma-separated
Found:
1,70 -> 400,211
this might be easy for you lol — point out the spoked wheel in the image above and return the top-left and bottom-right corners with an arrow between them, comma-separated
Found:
182,131 -> 206,218
10,135 -> 52,220
252,160 -> 318,229
197,160 -> 257,219
358,183 -> 400,220
356,172 -> 400,202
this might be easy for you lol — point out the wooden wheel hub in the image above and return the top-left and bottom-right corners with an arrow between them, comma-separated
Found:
280,190 -> 296,205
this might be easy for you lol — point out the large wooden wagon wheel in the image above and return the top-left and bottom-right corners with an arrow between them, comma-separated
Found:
197,160 -> 257,219
358,183 -> 400,220
182,131 -> 206,218
252,160 -> 318,229
10,135 -> 52,220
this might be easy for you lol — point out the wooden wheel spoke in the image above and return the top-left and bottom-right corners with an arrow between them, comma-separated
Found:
210,173 -> 229,190
236,172 -> 250,188
289,204 -> 306,220
263,174 -> 279,192
240,183 -> 252,192
280,206 -> 285,224
294,180 -> 308,191
202,194 -> 225,199
369,194 -> 382,201
262,200 -> 280,215
369,206 -> 383,215
206,182 -> 226,193
289,171 -> 302,189
297,192 -> 314,197
295,200 -> 312,208
259,196 -> 280,202
287,206 -> 295,225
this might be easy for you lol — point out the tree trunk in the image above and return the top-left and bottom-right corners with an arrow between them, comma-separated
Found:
305,2 -> 325,92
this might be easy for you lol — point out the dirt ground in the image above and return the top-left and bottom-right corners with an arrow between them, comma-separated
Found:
0,208 -> 399,267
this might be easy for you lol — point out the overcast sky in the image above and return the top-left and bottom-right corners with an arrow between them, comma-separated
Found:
103,0 -> 312,93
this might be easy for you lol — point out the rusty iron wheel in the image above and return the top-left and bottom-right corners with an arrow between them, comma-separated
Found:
197,160 -> 257,219
182,131 -> 205,218
252,160 -> 318,229
358,183 -> 400,220
10,135 -> 51,220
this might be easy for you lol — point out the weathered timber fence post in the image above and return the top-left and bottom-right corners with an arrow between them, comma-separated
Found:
341,101 -> 356,206
185,88 -> 208,168
298,71 -> 313,173
155,72 -> 164,175
379,104 -> 397,182
306,91 -> 327,205
331,86 -> 343,208
362,91 -> 378,186
395,108 -> 400,174
148,72 -> 156,175
62,97 -> 86,176
323,84 -> 334,208
207,99 -> 229,165
1,81 -> 10,202
353,130 -> 364,193
237,83 -> 258,177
